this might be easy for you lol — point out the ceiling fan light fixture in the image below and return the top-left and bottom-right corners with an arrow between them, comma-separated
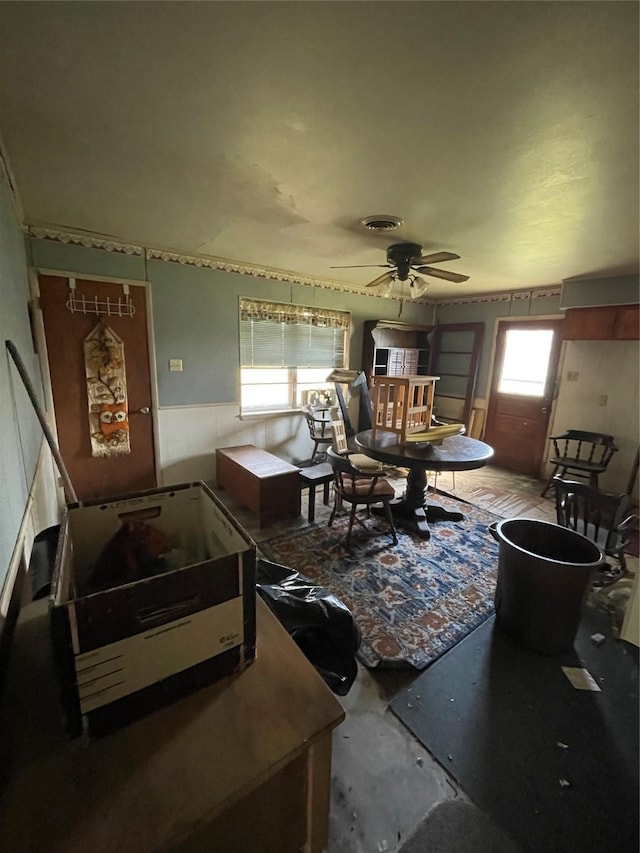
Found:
360,215 -> 404,232
379,279 -> 393,298
336,240 -> 466,298
409,277 -> 429,298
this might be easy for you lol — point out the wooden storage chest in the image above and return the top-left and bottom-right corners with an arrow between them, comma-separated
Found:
216,445 -> 301,527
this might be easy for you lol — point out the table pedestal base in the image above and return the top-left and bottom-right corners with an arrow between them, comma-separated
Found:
375,466 -> 465,540
378,499 -> 465,540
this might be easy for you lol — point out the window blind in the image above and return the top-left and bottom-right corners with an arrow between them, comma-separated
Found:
239,298 -> 348,368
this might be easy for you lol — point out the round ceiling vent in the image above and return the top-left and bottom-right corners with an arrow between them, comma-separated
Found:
360,215 -> 404,232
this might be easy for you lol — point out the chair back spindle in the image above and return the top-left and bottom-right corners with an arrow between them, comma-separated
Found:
542,430 -> 618,498
327,446 -> 397,549
302,404 -> 334,463
553,476 -> 638,584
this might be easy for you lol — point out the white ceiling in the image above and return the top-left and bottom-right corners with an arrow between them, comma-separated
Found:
0,2 -> 638,299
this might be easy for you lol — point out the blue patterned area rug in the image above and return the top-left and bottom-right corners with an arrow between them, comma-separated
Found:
260,495 -> 500,670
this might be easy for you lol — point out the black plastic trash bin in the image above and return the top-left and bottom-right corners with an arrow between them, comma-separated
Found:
490,518 -> 604,656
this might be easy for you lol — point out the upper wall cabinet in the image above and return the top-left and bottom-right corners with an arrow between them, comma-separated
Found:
361,320 -> 433,388
614,304 -> 640,339
563,304 -> 639,341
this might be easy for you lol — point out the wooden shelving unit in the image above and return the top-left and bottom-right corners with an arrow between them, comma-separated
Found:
361,319 -> 433,389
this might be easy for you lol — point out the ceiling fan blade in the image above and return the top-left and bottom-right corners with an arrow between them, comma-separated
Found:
329,264 -> 390,269
415,266 -> 470,283
416,251 -> 460,265
365,270 -> 395,288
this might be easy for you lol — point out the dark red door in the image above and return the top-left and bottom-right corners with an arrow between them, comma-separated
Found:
38,275 -> 157,501
484,319 -> 563,476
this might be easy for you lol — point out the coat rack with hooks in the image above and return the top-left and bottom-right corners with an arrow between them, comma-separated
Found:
65,278 -> 136,317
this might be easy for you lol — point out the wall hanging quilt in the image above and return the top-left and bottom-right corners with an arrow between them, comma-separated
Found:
84,322 -> 130,457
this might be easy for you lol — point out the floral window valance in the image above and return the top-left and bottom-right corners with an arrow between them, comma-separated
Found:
239,298 -> 350,330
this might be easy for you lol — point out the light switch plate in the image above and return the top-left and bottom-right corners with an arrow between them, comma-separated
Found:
169,359 -> 183,372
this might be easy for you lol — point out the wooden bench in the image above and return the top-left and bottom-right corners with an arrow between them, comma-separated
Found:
216,445 -> 301,527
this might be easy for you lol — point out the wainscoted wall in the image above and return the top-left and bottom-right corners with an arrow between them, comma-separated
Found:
0,169 -> 59,603
23,445 -> 61,554
157,404 -> 311,486
548,339 -> 639,499
25,234 -> 433,492
0,442 -> 60,620
20,231 -> 640,504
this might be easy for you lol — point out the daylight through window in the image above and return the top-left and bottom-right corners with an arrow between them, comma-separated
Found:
498,329 -> 554,396
239,298 -> 350,414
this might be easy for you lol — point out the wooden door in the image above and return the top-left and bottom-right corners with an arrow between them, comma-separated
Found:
38,275 -> 157,501
429,323 -> 484,429
484,319 -> 563,476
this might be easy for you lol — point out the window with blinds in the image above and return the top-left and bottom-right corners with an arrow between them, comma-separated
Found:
239,298 -> 350,414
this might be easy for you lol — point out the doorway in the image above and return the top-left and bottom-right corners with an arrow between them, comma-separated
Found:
484,319 -> 563,477
37,274 -> 157,501
429,323 -> 484,430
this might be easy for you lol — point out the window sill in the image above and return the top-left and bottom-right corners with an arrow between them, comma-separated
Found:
238,409 -> 302,421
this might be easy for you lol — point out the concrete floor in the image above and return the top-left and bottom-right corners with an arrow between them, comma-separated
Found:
211,464 -> 638,853
324,467 -> 558,853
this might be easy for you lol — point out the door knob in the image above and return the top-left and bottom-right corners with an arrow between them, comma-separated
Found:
136,406 -> 151,414
541,406 -> 549,414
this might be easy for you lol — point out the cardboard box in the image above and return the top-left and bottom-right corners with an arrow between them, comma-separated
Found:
50,482 -> 256,738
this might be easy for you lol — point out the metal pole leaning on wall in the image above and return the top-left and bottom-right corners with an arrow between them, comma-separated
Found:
5,339 -> 78,504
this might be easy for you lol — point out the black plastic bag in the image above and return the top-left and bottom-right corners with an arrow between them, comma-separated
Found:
29,525 -> 61,600
256,559 -> 361,695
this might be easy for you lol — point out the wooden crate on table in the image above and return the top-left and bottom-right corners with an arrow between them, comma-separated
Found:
371,375 -> 440,443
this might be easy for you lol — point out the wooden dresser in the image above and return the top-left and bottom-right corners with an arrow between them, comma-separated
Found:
0,597 -> 345,853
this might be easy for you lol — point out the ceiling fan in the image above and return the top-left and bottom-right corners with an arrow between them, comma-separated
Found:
331,242 -> 469,298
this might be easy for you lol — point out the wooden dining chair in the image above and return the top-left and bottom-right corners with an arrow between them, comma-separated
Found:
302,405 -> 333,463
553,476 -> 638,584
541,430 -> 618,498
327,447 -> 398,549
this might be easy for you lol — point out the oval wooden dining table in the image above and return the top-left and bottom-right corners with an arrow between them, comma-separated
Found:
355,430 -> 494,539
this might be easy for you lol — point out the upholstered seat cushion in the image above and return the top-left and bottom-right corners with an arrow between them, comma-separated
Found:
347,453 -> 386,473
342,478 -> 395,498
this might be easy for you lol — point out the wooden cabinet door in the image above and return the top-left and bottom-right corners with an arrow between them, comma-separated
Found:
563,305 -> 639,340
402,348 -> 420,374
563,307 -> 617,340
613,304 -> 639,339
387,348 -> 407,375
